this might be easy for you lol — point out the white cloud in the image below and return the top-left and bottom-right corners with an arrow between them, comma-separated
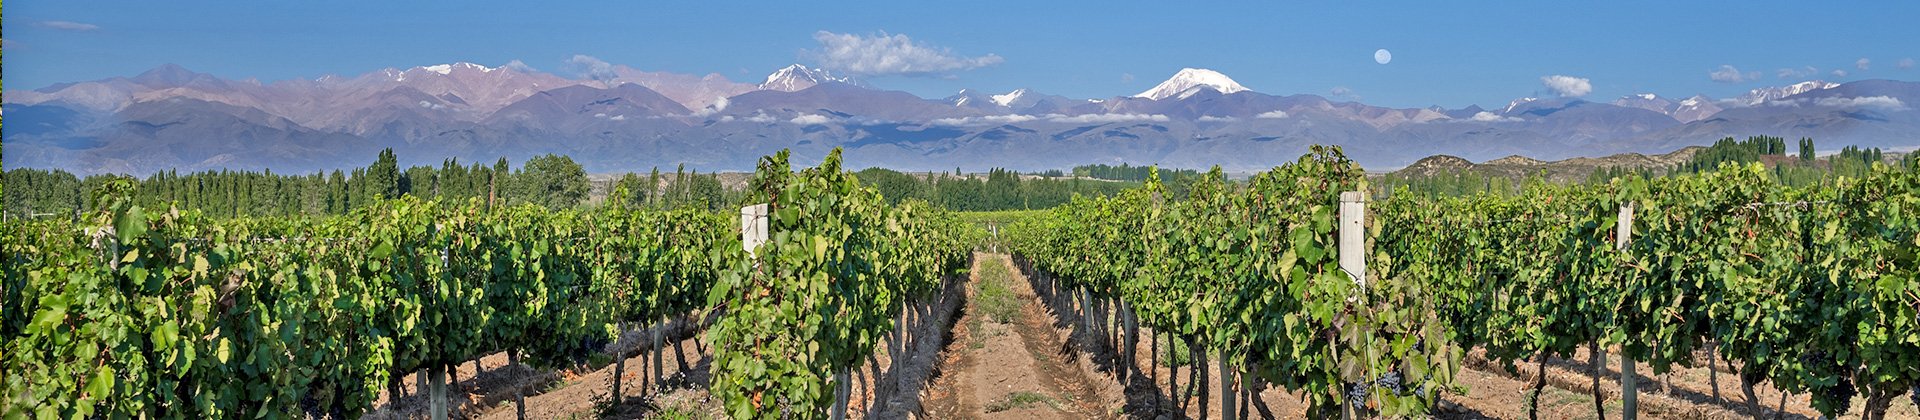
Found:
1901,58 -> 1916,70
1329,86 -> 1359,100
1469,111 -> 1520,122
609,115 -> 628,121
1254,110 -> 1290,119
789,114 -> 834,125
38,20 -> 99,31
932,113 -> 1173,126
1540,75 -> 1592,97
807,31 -> 1003,77
1765,96 -> 1906,110
1196,115 -> 1238,122
1777,66 -> 1818,79
1708,65 -> 1756,83
928,114 -> 1041,126
1833,69 -> 1849,78
1120,73 -> 1135,83
1814,96 -> 1905,110
720,113 -> 780,123
566,54 -> 617,82
503,59 -> 537,72
417,100 -> 447,110
1046,113 -> 1169,124
692,97 -> 730,117
1857,58 -> 1871,71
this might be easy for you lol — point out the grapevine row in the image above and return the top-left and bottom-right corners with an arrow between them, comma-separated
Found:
2,182 -> 736,418
1007,147 -> 1920,418
705,150 -> 976,419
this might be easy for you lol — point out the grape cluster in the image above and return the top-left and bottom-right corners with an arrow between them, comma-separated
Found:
1909,384 -> 1918,410
1800,349 -> 1831,367
1346,381 -> 1371,405
1904,383 -> 1920,410
1375,370 -> 1406,394
1815,377 -> 1856,417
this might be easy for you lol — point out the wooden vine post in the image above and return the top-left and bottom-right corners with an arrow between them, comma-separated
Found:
1616,203 -> 1637,420
1337,191 -> 1367,420
1339,191 -> 1367,288
430,365 -> 448,420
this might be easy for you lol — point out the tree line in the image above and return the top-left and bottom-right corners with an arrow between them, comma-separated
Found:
4,148 -> 1176,219
1072,163 -> 1200,182
0,149 -> 739,220
1378,136 -> 1905,197
854,167 -> 1196,212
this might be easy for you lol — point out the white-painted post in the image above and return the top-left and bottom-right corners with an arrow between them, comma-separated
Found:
741,204 -> 769,259
1338,191 -> 1367,419
1617,203 -> 1637,420
1338,191 -> 1367,288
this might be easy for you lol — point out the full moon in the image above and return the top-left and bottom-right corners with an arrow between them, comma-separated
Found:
1374,49 -> 1392,65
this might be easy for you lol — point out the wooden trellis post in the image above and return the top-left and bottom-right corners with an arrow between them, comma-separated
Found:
1617,203 -> 1637,420
1337,191 -> 1366,420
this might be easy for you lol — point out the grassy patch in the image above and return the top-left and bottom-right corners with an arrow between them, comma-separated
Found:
974,259 -> 1021,324
1159,339 -> 1193,367
586,353 -> 613,370
985,391 -> 1057,413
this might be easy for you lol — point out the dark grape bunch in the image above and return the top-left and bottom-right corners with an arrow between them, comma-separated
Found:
1346,381 -> 1371,405
1375,370 -> 1405,394
1909,384 -> 1919,410
1816,377 -> 1856,417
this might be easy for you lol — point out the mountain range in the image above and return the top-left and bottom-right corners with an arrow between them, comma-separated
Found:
6,62 -> 1919,175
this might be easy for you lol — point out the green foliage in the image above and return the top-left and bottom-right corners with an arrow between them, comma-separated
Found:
511,154 -> 590,209
1071,163 -> 1199,182
1008,146 -> 1461,416
1683,135 -> 1787,173
705,149 -> 974,419
367,148 -> 401,201
0,185 -> 737,418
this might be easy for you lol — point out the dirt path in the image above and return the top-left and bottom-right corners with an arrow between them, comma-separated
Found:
925,253 -> 1117,419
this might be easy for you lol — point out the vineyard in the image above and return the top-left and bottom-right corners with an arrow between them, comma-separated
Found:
1,150 -> 976,419
4,145 -> 1918,419
1003,145 -> 1920,419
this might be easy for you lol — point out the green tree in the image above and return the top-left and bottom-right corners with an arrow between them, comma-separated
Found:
366,148 -> 401,200
512,154 -> 589,209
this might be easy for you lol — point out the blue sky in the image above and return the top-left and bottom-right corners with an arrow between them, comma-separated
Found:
7,0 -> 1918,109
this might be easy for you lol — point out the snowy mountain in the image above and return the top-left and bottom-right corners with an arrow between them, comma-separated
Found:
1734,81 -> 1840,106
1672,95 -> 1724,123
8,61 -> 1920,177
1503,97 -> 1539,114
1134,68 -> 1250,100
759,64 -> 861,92
1611,93 -> 1678,115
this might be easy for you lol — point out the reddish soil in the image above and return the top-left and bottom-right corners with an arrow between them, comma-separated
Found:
924,253 -> 1118,419
355,251 -> 1920,419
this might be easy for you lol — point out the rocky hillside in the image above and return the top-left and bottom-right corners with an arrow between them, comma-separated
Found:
1389,146 -> 1703,184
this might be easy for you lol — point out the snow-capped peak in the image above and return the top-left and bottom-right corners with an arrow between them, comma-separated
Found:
1503,97 -> 1538,114
991,89 -> 1029,107
1737,80 -> 1840,106
414,62 -> 496,75
760,64 -> 856,92
1134,68 -> 1249,100
1636,93 -> 1657,100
